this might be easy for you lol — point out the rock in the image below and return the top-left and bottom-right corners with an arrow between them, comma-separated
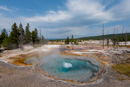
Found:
112,53 -> 130,64
126,50 -> 130,53
0,48 -> 4,53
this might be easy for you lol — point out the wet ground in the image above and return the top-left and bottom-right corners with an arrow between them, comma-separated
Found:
0,61 -> 130,87
0,45 -> 130,87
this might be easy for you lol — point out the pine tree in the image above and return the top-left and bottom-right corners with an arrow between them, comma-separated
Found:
2,37 -> 9,50
32,28 -> 39,44
24,23 -> 31,44
40,35 -> 46,44
65,36 -> 69,44
74,40 -> 77,45
9,22 -> 20,48
71,35 -> 74,44
32,31 -> 35,44
0,28 -> 8,44
19,23 -> 24,49
34,28 -> 39,43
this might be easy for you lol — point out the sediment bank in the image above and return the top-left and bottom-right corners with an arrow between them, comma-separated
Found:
0,45 -> 130,87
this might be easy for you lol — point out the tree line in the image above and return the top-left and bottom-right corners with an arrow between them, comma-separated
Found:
0,22 -> 47,50
65,35 -> 77,45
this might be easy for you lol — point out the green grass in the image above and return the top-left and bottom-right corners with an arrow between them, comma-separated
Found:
112,64 -> 130,77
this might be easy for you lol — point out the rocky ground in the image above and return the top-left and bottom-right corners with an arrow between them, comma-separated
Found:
112,53 -> 130,64
0,45 -> 130,87
0,61 -> 130,87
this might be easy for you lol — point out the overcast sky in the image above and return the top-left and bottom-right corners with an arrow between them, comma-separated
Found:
0,0 -> 130,39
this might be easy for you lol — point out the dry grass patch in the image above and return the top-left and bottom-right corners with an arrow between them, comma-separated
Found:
112,64 -> 130,77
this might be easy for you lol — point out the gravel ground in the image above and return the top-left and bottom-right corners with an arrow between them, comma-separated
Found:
0,61 -> 130,87
112,53 -> 130,64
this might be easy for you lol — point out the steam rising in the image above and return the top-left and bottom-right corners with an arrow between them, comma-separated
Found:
25,48 -> 100,82
63,62 -> 72,68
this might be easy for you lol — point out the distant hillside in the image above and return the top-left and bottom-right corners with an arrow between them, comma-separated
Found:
77,33 -> 130,40
47,38 -> 65,40
48,33 -> 130,41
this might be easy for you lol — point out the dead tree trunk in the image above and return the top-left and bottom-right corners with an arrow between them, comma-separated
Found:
113,27 -> 116,49
19,23 -> 24,50
102,24 -> 104,49
121,25 -> 124,46
116,29 -> 119,49
125,30 -> 127,47
107,31 -> 109,47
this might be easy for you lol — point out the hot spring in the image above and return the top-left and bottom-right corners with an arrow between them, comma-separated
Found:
25,54 -> 102,83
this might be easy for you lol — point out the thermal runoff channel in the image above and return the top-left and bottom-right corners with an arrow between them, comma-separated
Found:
37,54 -> 99,82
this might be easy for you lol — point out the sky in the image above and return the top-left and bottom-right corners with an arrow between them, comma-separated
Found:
0,0 -> 130,39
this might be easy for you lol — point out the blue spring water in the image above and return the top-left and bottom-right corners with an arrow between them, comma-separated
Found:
38,54 -> 99,82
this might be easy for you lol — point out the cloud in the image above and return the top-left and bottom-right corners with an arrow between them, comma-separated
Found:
0,6 -> 11,12
25,11 -> 70,23
41,26 -> 90,38
0,0 -> 130,38
0,14 -> 14,29
20,0 -> 115,38
24,0 -> 113,28
0,14 -> 27,31
110,0 -> 130,20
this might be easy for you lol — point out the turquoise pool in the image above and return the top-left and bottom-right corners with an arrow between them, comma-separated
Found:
36,54 -> 99,82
